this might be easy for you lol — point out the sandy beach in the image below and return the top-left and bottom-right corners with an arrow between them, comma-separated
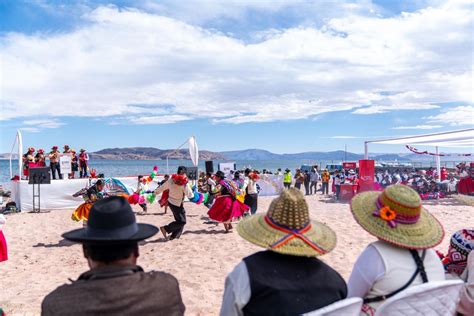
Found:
1,194 -> 472,315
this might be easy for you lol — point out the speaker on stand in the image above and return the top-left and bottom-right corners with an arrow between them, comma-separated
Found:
205,161 -> 214,174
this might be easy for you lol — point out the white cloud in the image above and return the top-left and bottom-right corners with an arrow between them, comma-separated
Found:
392,125 -> 443,130
329,136 -> 360,139
0,1 -> 472,124
19,127 -> 41,133
22,119 -> 65,129
128,115 -> 193,125
425,105 -> 474,126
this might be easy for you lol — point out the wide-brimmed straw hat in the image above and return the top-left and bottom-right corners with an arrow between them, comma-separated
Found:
237,188 -> 336,257
351,184 -> 444,250
63,196 -> 158,243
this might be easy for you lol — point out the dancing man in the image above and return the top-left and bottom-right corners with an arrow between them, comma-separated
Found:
154,166 -> 194,240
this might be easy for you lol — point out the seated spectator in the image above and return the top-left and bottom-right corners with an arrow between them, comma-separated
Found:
220,188 -> 347,315
41,196 -> 185,316
348,184 -> 445,315
439,229 -> 474,315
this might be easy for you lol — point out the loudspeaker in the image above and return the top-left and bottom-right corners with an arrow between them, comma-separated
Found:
205,161 -> 214,174
28,167 -> 51,185
187,167 -> 198,180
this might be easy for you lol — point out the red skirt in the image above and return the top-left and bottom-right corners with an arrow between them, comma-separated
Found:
159,190 -> 169,208
207,195 -> 249,223
0,231 -> 8,262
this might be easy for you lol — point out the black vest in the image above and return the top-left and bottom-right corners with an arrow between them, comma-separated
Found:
242,251 -> 347,316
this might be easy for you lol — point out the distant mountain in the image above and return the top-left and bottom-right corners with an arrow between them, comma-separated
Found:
90,147 -> 225,160
220,149 -> 281,160
219,149 -> 409,161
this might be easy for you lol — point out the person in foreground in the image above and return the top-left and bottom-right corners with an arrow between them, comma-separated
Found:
220,188 -> 347,316
348,184 -> 445,315
42,196 -> 185,316
439,229 -> 474,315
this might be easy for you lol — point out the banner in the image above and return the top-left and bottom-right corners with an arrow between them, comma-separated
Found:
59,155 -> 71,174
405,145 -> 472,157
218,162 -> 236,175
343,162 -> 357,170
358,160 -> 374,192
256,174 -> 284,196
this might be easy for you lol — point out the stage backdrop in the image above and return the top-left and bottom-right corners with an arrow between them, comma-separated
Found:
11,177 -> 162,212
358,159 -> 375,192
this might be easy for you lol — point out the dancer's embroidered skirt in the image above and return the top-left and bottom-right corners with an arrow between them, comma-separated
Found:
208,195 -> 249,222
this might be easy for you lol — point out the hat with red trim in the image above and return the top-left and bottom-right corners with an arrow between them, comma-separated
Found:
351,184 -> 444,250
237,188 -> 336,257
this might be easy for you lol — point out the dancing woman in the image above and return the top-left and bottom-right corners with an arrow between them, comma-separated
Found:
208,171 -> 249,232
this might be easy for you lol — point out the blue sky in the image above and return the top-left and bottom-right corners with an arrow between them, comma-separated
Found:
0,0 -> 472,154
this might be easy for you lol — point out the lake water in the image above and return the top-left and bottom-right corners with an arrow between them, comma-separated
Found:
0,158 -> 326,189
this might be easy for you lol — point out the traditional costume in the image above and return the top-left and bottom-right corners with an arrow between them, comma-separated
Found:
154,169 -> 195,240
0,214 -> 8,262
71,183 -> 105,222
207,179 -> 249,231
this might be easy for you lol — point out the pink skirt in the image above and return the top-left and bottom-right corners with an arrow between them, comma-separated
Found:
207,195 -> 249,223
0,231 -> 8,262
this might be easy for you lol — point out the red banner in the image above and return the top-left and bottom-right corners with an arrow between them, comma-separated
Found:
358,160 -> 375,192
343,162 -> 357,170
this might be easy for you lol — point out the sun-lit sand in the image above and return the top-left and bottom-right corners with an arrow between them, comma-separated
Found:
1,194 -> 473,315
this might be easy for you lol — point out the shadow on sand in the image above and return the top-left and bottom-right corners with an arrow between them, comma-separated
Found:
33,239 -> 76,248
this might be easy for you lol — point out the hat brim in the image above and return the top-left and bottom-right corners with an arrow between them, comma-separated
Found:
351,191 -> 444,249
62,223 -> 159,243
237,214 -> 336,257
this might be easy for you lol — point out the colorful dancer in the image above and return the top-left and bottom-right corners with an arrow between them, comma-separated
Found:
71,180 -> 105,226
207,171 -> 249,232
158,174 -> 170,214
0,214 -> 8,262
128,167 -> 158,214
154,166 -> 195,240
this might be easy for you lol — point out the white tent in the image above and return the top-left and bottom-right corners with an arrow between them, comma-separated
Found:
364,129 -> 474,181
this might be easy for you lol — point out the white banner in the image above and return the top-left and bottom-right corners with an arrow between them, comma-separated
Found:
188,136 -> 199,167
218,162 -> 236,175
256,174 -> 284,196
59,155 -> 71,174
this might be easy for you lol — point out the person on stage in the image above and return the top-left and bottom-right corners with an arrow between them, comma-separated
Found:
35,149 -> 46,167
243,168 -> 259,215
49,146 -> 62,180
79,149 -> 89,178
208,171 -> 249,233
22,147 -> 35,179
154,167 -> 194,240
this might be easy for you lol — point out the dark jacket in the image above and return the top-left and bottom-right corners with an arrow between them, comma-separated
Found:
243,251 -> 347,315
41,265 -> 185,316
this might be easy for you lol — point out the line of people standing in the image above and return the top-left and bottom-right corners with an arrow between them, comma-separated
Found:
283,166 -> 331,196
22,145 -> 90,180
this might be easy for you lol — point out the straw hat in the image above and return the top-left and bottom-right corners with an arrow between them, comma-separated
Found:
237,188 -> 336,257
351,184 -> 444,250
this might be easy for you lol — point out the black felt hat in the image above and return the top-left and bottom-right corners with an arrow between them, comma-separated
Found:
63,196 -> 158,243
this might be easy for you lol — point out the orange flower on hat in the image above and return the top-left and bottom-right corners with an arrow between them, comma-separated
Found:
379,206 -> 396,221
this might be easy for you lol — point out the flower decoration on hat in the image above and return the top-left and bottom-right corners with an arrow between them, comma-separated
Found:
373,204 -> 397,228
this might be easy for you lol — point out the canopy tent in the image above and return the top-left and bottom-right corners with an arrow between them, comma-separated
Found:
364,129 -> 474,181
165,136 -> 199,173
